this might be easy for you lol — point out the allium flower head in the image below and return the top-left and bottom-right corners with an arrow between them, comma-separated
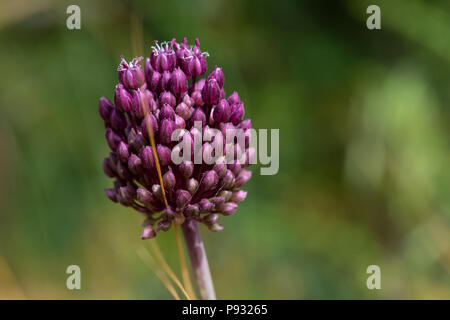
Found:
99,38 -> 252,239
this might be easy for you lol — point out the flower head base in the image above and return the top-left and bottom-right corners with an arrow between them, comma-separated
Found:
100,38 -> 252,238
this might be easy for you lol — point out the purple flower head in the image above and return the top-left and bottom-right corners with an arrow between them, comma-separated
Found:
99,38 -> 253,239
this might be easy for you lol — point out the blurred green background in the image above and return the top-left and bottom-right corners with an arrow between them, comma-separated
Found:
0,0 -> 449,299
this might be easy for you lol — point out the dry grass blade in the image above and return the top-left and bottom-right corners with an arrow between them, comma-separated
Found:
137,247 -> 181,300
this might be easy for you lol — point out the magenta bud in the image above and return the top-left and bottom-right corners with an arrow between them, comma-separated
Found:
204,213 -> 219,225
174,114 -> 186,129
105,188 -> 117,202
202,78 -> 220,106
149,70 -> 161,92
162,171 -> 176,190
176,102 -> 190,120
117,141 -> 129,163
116,162 -> 132,180
159,119 -> 176,144
171,67 -> 187,94
192,91 -> 204,107
191,108 -> 206,127
159,91 -> 176,107
140,146 -> 155,169
239,119 -> 251,130
207,67 -> 224,88
176,189 -> 191,209
118,56 -> 145,90
136,188 -> 154,206
141,112 -> 159,138
201,170 -> 219,191
230,103 -> 245,125
131,89 -> 148,119
221,170 -> 235,189
184,204 -> 200,217
99,97 -> 113,121
103,158 -> 116,177
105,128 -> 122,150
213,161 -> 227,179
114,84 -> 132,112
160,104 -> 176,121
210,196 -> 225,207
199,199 -> 214,213
234,170 -> 252,188
160,71 -> 172,91
157,144 -> 171,166
152,184 -> 163,200
208,222 -> 224,232
110,109 -> 127,131
183,94 -> 195,107
219,190 -> 232,201
213,99 -> 231,124
231,190 -> 247,203
141,225 -> 157,239
118,184 -> 136,203
128,154 -> 143,175
218,202 -> 238,216
227,92 -> 241,105
144,57 -> 153,82
179,161 -> 194,178
186,178 -> 199,194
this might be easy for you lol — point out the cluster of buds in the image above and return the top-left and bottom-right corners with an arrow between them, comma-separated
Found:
99,38 -> 252,239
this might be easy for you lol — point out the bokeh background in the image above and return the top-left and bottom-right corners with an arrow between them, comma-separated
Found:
0,0 -> 449,299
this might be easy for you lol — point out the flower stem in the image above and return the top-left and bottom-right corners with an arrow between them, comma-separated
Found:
181,220 -> 216,300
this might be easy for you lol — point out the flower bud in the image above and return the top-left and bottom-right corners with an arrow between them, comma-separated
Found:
149,69 -> 161,92
207,67 -> 224,88
117,141 -> 129,163
218,190 -> 232,202
208,223 -> 224,232
110,109 -> 127,131
136,188 -> 154,206
176,189 -> 191,208
234,170 -> 252,188
128,154 -> 143,175
155,144 -> 170,167
227,92 -> 241,105
118,56 -> 145,90
186,178 -> 199,194
160,71 -> 172,91
116,161 -> 132,180
114,84 -> 132,112
119,184 -> 136,204
174,114 -> 186,129
213,99 -> 231,124
221,170 -> 235,189
231,190 -> 247,203
218,202 -> 238,216
176,102 -> 190,120
204,213 -> 219,225
162,171 -> 176,191
141,225 -> 157,239
210,196 -> 225,207
238,119 -> 251,130
105,188 -> 117,202
213,157 -> 227,178
140,146 -> 155,169
159,119 -> 176,144
191,108 -> 206,127
191,91 -> 204,107
199,199 -> 214,213
105,128 -> 122,150
152,184 -> 163,200
99,97 -> 113,121
159,91 -> 176,107
141,113 -> 159,138
171,67 -> 187,94
160,104 -> 176,121
200,170 -> 219,191
132,89 -> 148,119
179,161 -> 194,178
183,94 -> 195,107
184,204 -> 200,217
202,78 -> 220,106
230,103 -> 245,125
103,158 -> 116,177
